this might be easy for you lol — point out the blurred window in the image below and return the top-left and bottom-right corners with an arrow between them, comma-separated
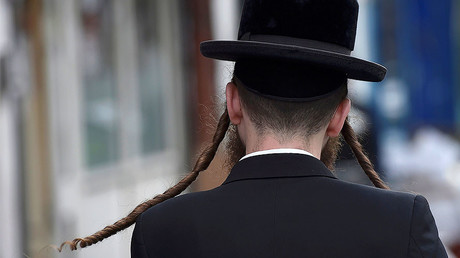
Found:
79,0 -> 119,168
79,0 -> 173,168
135,0 -> 166,154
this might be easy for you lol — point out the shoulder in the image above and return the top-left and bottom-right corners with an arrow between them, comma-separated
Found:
324,177 -> 417,209
320,179 -> 415,234
131,190 -> 218,257
407,195 -> 448,257
137,190 -> 208,233
330,180 -> 447,257
134,186 -> 233,237
141,188 -> 222,222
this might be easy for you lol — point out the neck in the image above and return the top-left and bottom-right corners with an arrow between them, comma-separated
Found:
244,133 -> 325,160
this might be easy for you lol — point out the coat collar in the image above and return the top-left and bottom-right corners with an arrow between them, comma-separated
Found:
223,153 -> 337,185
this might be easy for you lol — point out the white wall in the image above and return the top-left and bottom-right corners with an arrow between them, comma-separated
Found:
43,0 -> 187,257
0,99 -> 22,258
210,0 -> 240,97
349,0 -> 375,106
0,1 -> 22,257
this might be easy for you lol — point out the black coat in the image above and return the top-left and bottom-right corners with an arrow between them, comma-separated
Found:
131,154 -> 447,257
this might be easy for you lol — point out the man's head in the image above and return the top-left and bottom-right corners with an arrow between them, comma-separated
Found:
202,0 -> 385,173
224,60 -> 351,169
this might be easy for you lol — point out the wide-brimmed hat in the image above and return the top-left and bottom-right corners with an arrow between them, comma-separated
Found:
200,0 -> 386,84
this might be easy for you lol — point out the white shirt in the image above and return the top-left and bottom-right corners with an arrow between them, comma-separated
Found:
240,148 -> 316,161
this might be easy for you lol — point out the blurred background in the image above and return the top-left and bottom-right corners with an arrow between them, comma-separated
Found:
0,0 -> 459,257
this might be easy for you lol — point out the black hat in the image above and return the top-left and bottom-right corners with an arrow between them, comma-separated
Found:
200,0 -> 386,100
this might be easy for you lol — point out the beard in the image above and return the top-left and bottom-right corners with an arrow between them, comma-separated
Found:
224,124 -> 246,170
319,136 -> 342,171
224,125 -> 342,171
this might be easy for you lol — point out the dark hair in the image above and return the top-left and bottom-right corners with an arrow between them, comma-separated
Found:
58,67 -> 388,252
235,77 -> 347,141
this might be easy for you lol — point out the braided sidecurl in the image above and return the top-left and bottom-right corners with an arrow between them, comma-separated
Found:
341,118 -> 390,190
58,109 -> 230,251
57,107 -> 388,251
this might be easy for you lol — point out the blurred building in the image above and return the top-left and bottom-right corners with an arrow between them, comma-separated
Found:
1,0 -> 460,257
0,0 -> 227,257
375,1 -> 460,255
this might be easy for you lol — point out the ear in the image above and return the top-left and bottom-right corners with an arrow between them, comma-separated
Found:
326,98 -> 351,137
226,82 -> 243,125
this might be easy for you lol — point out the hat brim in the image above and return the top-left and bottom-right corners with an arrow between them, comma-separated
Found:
200,40 -> 386,82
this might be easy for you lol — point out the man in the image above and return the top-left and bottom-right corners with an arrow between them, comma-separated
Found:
58,0 -> 447,256
129,0 -> 447,257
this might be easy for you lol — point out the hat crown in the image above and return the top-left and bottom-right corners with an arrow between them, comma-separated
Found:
238,0 -> 359,51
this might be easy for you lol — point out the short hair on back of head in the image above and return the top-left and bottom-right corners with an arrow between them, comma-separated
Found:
234,76 -> 348,143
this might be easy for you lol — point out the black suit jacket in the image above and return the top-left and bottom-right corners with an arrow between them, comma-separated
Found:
131,154 -> 447,257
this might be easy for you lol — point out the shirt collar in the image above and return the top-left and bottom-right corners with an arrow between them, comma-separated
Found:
240,148 -> 316,161
224,153 -> 336,185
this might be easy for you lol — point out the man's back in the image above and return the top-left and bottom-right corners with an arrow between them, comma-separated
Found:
131,154 -> 446,257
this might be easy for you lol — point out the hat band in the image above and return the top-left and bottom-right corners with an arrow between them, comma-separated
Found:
240,33 -> 352,55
